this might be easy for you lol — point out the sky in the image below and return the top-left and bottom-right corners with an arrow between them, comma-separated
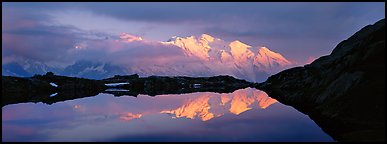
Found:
2,2 -> 385,66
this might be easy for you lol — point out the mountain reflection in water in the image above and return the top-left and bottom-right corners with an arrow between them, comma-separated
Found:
160,89 -> 277,121
2,88 -> 333,142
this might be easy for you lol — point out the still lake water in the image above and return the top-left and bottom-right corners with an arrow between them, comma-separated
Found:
2,88 -> 334,142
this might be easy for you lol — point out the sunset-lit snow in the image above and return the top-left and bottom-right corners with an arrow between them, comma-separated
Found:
162,35 -> 211,60
158,34 -> 293,81
254,47 -> 292,70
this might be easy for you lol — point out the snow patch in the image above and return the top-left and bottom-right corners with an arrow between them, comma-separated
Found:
50,93 -> 58,97
105,82 -> 130,87
105,88 -> 130,92
50,82 -> 58,87
193,84 -> 202,88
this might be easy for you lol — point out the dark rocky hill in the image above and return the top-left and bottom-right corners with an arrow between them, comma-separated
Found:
256,19 -> 385,142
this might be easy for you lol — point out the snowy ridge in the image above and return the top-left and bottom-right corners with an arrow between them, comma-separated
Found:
159,34 -> 293,80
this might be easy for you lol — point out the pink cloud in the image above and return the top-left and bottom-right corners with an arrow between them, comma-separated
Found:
119,112 -> 142,121
119,33 -> 143,42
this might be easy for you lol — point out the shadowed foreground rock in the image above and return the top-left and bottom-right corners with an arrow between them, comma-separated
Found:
102,75 -> 253,96
2,72 -> 107,106
256,19 -> 385,142
2,73 -> 253,107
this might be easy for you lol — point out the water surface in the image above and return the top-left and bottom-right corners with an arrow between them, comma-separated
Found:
2,88 -> 333,142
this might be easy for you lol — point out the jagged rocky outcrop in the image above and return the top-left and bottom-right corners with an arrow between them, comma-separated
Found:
256,19 -> 385,142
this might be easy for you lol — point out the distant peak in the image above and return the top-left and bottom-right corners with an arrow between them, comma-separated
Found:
230,40 -> 251,48
166,34 -> 216,43
231,40 -> 242,44
257,46 -> 291,64
200,34 -> 215,42
259,46 -> 270,51
166,36 -> 179,42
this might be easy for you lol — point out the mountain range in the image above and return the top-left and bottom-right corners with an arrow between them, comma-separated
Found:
2,34 -> 293,82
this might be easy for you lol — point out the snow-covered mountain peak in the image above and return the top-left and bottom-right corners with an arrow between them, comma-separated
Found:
200,34 -> 215,42
252,47 -> 292,73
229,40 -> 254,62
257,46 -> 291,65
229,40 -> 252,49
158,34 -> 292,78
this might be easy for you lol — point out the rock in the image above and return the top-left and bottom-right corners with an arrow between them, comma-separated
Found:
102,74 -> 139,83
2,76 -> 55,106
2,74 -> 108,106
3,74 -> 254,106
256,19 -> 385,142
102,75 -> 253,96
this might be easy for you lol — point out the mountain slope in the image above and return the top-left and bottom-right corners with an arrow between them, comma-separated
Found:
62,60 -> 128,79
2,60 -> 128,80
257,19 -> 385,142
2,60 -> 62,77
